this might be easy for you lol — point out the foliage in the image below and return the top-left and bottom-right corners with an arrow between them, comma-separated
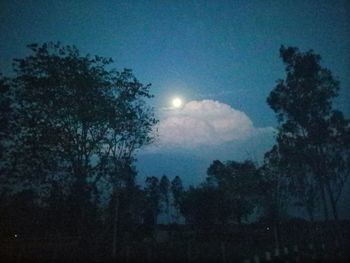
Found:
207,160 -> 260,224
0,42 -> 157,237
0,75 -> 13,197
258,145 -> 290,222
267,46 -> 350,220
159,175 -> 170,220
144,176 -> 161,227
180,160 -> 259,226
171,175 -> 184,222
180,185 -> 226,226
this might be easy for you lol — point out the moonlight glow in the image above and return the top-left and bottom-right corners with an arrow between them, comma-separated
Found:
172,97 -> 183,108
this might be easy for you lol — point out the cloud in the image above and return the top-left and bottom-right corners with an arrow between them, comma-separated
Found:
137,100 -> 276,183
149,100 -> 274,149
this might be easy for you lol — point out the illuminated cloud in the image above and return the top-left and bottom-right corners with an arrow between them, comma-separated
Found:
151,100 -> 274,149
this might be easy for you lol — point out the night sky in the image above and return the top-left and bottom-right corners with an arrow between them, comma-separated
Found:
1,0 -> 350,194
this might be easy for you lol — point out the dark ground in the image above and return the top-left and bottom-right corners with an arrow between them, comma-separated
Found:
1,220 -> 349,262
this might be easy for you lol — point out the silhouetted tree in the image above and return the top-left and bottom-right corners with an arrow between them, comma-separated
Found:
207,160 -> 259,224
258,146 -> 291,249
106,161 -> 138,257
171,175 -> 183,222
45,181 -> 73,235
8,43 -> 112,226
1,42 -> 157,241
0,75 -> 12,198
159,175 -> 170,222
267,46 -> 350,221
259,146 -> 290,223
144,176 -> 161,228
180,185 -> 225,226
180,160 -> 259,226
0,75 -> 10,157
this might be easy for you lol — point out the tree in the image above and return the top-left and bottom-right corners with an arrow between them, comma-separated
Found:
0,75 -> 13,198
144,176 -> 161,227
107,160 -> 138,258
258,146 -> 291,249
207,160 -> 259,224
9,43 -> 112,220
171,176 -> 183,222
0,75 -> 10,158
159,175 -> 170,222
180,185 -> 225,226
259,146 -> 290,222
2,42 -> 157,238
267,46 -> 350,221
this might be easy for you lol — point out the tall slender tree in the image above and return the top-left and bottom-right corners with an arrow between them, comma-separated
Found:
171,176 -> 183,223
259,146 -> 290,249
0,75 -> 12,198
144,176 -> 161,227
159,175 -> 170,223
267,46 -> 350,221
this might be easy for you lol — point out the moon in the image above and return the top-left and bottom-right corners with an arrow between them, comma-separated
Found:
172,97 -> 183,108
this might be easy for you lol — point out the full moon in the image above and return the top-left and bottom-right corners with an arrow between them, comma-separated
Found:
172,97 -> 183,108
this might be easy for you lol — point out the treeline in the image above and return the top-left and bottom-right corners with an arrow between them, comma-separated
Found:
0,43 -> 349,259
176,46 -> 350,227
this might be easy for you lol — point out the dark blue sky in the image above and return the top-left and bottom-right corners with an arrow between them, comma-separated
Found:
1,1 -> 350,191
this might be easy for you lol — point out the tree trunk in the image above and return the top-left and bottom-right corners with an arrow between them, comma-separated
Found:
325,181 -> 339,221
319,179 -> 329,221
72,165 -> 90,235
166,201 -> 170,224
